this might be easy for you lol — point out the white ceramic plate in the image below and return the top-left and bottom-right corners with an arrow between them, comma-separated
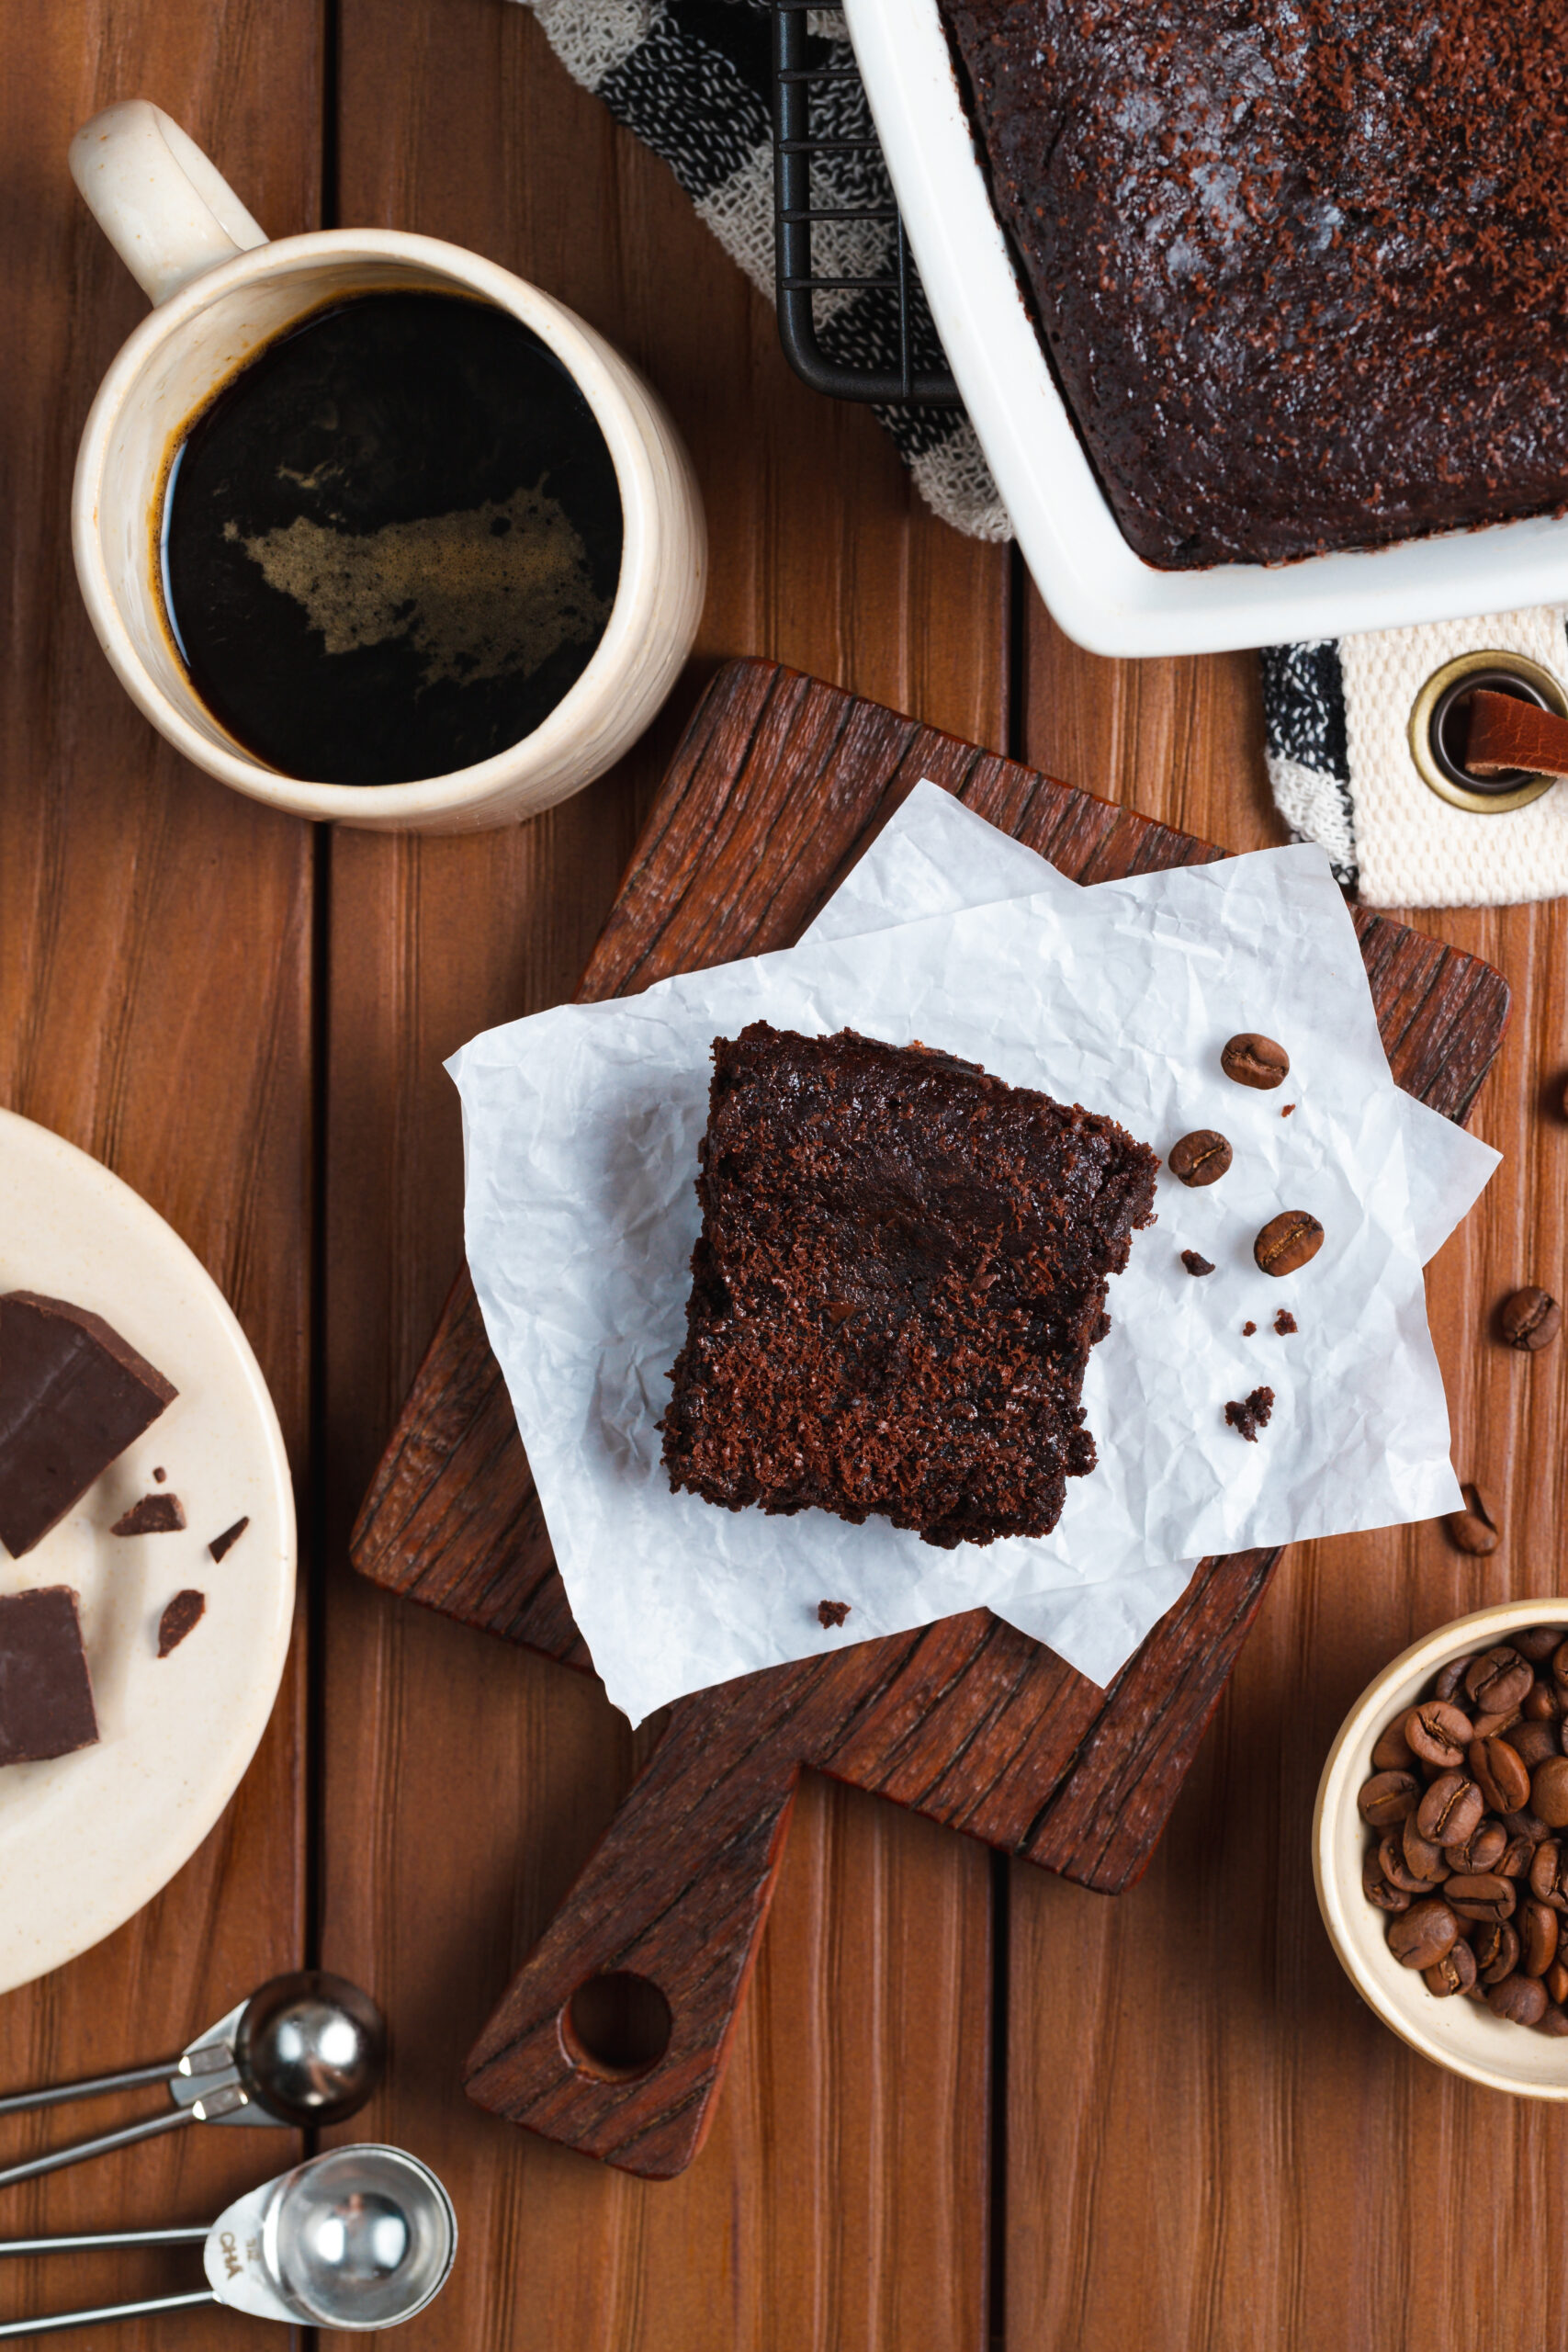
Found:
0,1108 -> 295,1994
844,0 -> 1568,657
1314,1600 -> 1568,2098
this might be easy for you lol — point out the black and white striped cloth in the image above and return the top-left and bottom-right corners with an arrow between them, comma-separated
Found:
518,0 -> 1535,902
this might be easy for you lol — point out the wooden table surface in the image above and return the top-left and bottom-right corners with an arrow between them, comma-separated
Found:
2,4 -> 1562,2346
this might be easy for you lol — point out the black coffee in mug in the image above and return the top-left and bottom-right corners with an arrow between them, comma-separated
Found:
159,290 -> 624,786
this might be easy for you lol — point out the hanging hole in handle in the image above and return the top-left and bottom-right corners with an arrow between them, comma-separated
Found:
561,1973 -> 673,2080
1408,650 -> 1568,814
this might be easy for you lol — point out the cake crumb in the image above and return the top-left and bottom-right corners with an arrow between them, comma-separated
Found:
1274,1308 -> 1298,1335
1242,1320 -> 1257,1337
1281,1103 -> 1296,1118
1224,1385 -> 1276,1442
1180,1249 -> 1214,1277
818,1599 -> 852,1629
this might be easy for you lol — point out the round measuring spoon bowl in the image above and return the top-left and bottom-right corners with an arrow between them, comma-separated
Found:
206,2144 -> 457,2328
234,1972 -> 387,2126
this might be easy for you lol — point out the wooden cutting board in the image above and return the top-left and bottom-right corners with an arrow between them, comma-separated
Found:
350,656 -> 1509,2180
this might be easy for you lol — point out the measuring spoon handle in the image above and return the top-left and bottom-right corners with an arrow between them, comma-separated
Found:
0,2060 -> 178,2117
0,2100 -> 197,2191
0,2289 -> 214,2335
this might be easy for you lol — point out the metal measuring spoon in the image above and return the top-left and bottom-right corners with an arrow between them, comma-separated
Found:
0,2143 -> 457,2335
0,1972 -> 386,2190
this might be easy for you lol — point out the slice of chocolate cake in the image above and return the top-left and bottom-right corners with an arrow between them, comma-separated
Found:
660,1023 -> 1158,1548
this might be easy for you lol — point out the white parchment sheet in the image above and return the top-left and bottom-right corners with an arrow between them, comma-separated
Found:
450,794 -> 1498,1723
803,784 -> 1499,1681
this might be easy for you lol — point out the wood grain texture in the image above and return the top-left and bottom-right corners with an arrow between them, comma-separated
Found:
0,0 -> 320,2340
1002,590 -> 1550,2351
351,654 -> 1506,2176
321,2 -> 998,2339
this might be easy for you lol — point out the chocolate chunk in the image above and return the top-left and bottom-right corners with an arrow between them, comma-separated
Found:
152,1466 -> 166,1483
1274,1309 -> 1298,1336
0,1587 -> 98,1766
1224,1385 -> 1276,1442
111,1492 -> 186,1537
1180,1250 -> 1214,1276
208,1516 -> 250,1564
0,1294 -> 176,1557
817,1600 -> 852,1629
157,1589 -> 207,1657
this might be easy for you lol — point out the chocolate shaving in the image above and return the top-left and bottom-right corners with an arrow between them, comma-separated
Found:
112,1493 -> 186,1536
157,1589 -> 207,1657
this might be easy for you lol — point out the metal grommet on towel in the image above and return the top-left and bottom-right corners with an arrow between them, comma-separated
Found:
1408,650 -> 1568,814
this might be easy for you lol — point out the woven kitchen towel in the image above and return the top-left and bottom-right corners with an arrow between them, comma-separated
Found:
515,0 -> 1009,537
1263,608 -> 1568,909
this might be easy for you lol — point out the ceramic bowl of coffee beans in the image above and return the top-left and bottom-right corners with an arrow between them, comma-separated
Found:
1314,1600 -> 1568,2097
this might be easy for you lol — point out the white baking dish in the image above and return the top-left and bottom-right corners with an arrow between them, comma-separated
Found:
843,0 -> 1568,658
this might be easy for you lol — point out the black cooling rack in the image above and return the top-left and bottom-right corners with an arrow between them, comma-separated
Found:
771,0 -> 961,406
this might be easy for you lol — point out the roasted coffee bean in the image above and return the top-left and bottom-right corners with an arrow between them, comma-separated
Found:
1497,1836 -> 1536,1881
1402,1815 -> 1450,1883
1523,1678 -> 1562,1722
1467,1646 -> 1533,1715
1547,1959 -> 1568,2007
1380,1832 -> 1429,1895
1388,1899 -> 1459,1970
1517,1627 -> 1567,1665
1363,1849 -> 1411,1912
1533,1756 -> 1568,1827
1359,1769 -> 1421,1826
1371,1717 -> 1417,1770
1511,1722 -> 1560,1770
1169,1129 -> 1233,1187
1503,1806 -> 1551,1847
1254,1210 -> 1324,1277
1501,1285 -> 1562,1350
1222,1032 -> 1290,1091
1472,1706 -> 1525,1741
1446,1872 -> 1517,1923
1489,1973 -> 1549,2025
1471,1734 -> 1532,1815
1405,1701 -> 1473,1767
1417,1771 -> 1483,1849
1435,1656 -> 1475,1703
1424,1940 -> 1477,1997
1536,2005 -> 1568,2036
1454,1819 -> 1508,1875
1529,1840 -> 1568,1908
1473,1919 -> 1520,1984
1447,1487 -> 1501,1555
1553,1638 -> 1568,1694
1522,1899 -> 1561,1977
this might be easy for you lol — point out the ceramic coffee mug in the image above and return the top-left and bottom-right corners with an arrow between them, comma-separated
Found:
70,101 -> 706,831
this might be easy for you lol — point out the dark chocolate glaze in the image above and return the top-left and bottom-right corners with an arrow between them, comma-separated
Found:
660,1023 -> 1159,1548
942,0 -> 1568,568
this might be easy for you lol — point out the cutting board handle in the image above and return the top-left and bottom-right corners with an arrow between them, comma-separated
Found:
464,1684 -> 802,2178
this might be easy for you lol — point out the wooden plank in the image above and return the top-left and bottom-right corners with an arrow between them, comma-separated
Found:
0,1 -> 320,2339
1002,596 -> 1551,2347
322,2 -> 998,2342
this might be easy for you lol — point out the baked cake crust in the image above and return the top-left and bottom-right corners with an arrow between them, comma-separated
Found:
942,0 -> 1568,569
660,1023 -> 1159,1548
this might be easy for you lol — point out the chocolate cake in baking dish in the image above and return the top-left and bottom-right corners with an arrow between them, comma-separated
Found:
660,1023 -> 1159,1548
941,0 -> 1568,569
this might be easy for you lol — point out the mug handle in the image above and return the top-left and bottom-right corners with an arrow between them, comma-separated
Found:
69,101 -> 267,307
